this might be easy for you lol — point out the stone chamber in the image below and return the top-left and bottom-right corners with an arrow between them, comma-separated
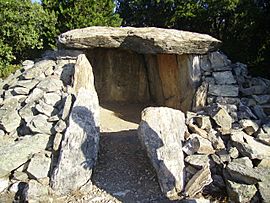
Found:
1,27 -> 270,202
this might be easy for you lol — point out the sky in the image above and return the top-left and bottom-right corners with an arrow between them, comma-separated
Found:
32,0 -> 41,3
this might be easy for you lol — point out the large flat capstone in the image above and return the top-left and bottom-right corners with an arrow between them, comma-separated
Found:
138,107 -> 186,200
58,26 -> 221,55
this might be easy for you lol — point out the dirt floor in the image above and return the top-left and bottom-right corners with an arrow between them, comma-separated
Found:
91,102 -> 174,202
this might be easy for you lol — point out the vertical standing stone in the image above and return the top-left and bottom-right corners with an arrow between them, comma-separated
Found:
51,54 -> 100,195
138,107 -> 186,200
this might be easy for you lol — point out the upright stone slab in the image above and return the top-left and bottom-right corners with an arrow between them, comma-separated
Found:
138,107 -> 186,200
51,54 -> 100,195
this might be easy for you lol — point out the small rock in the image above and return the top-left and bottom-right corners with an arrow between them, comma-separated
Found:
12,87 -> 30,95
35,100 -> 56,116
258,159 -> 270,169
37,76 -> 63,92
208,84 -> 239,97
19,102 -> 36,123
252,95 -> 270,105
25,88 -> 44,104
226,161 -> 262,184
185,154 -> 209,168
23,59 -> 56,79
192,82 -> 208,111
43,92 -> 61,107
209,51 -> 231,70
61,94 -> 74,121
232,157 -> 253,167
12,171 -> 28,182
0,109 -> 21,133
53,133 -> 63,151
27,153 -> 51,179
54,120 -> 66,133
184,166 -> 212,197
193,116 -> 212,131
22,60 -> 34,70
256,129 -> 270,146
239,119 -> 259,136
229,147 -> 239,159
185,134 -> 215,155
27,115 -> 53,134
213,71 -> 236,85
27,179 -> 52,201
187,123 -> 208,139
226,180 -> 257,203
253,105 -> 267,119
212,107 -> 232,131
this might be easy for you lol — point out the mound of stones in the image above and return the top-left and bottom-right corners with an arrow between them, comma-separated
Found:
138,52 -> 270,202
0,51 -> 100,202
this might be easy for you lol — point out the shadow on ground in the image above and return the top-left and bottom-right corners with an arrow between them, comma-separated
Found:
91,130 -> 173,202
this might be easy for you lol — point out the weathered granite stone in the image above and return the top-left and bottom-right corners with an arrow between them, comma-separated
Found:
226,180 -> 257,203
241,85 -> 268,96
12,87 -> 30,95
43,92 -> 61,107
61,94 -> 74,121
192,82 -> 208,111
36,76 -> 63,92
12,171 -> 28,182
0,134 -> 50,172
19,102 -> 36,123
184,166 -> 212,197
213,71 -> 236,85
23,60 -> 56,79
138,107 -> 186,200
189,134 -> 215,155
232,131 -> 270,159
22,60 -> 34,70
208,84 -> 239,97
35,100 -> 56,117
0,130 -> 4,136
233,157 -> 253,167
228,147 -> 239,159
54,120 -> 66,133
27,179 -> 52,202
73,54 -> 96,94
0,109 -> 21,133
51,88 -> 100,195
59,26 -> 221,55
193,116 -> 212,131
11,79 -> 39,91
226,161 -> 262,184
185,154 -> 210,168
211,107 -> 232,131
27,153 -> 51,179
27,115 -> 53,135
256,129 -> 270,146
25,88 -> 44,104
253,105 -> 267,119
187,123 -> 208,139
53,133 -> 63,151
208,51 -> 231,70
252,95 -> 270,105
239,119 -> 259,135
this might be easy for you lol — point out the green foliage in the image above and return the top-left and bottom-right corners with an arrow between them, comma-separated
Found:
117,0 -> 270,71
0,0 -> 57,70
42,0 -> 122,33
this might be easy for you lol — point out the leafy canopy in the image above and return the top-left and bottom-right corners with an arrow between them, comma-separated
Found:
42,0 -> 122,33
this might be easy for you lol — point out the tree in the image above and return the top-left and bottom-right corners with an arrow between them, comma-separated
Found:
0,0 -> 57,73
42,0 -> 122,34
117,0 -> 270,74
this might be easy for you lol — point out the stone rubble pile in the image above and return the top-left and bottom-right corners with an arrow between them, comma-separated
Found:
138,51 -> 270,202
184,51 -> 270,202
0,50 -> 100,202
